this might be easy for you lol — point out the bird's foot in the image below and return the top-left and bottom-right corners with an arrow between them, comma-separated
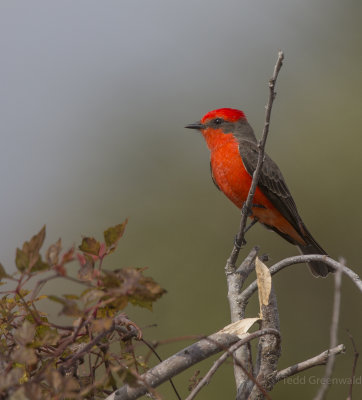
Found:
234,235 -> 246,249
244,218 -> 259,234
242,203 -> 253,217
252,203 -> 266,209
242,203 -> 266,217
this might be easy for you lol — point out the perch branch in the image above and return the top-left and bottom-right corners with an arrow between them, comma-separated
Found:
105,329 -> 279,400
225,50 -> 284,397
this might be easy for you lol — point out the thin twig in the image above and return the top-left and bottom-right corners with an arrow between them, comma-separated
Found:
346,330 -> 359,400
275,344 -> 345,382
314,262 -> 342,399
141,339 -> 181,400
226,50 -> 284,272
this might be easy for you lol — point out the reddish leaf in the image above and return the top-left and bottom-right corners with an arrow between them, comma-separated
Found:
76,252 -> 87,266
61,246 -> 75,264
54,264 -> 66,276
79,237 -> 100,256
78,254 -> 95,281
46,238 -> 62,265
98,242 -> 107,258
104,220 -> 127,252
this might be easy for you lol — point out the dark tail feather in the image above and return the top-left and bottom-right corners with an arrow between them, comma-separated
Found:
297,227 -> 333,277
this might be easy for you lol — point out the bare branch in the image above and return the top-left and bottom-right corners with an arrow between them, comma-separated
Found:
275,344 -> 345,382
248,287 -> 281,400
105,329 -> 279,400
239,255 -> 362,307
227,247 -> 259,322
226,247 -> 259,396
185,329 -> 279,400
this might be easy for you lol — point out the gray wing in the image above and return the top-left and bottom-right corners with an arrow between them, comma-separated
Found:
238,140 -> 305,237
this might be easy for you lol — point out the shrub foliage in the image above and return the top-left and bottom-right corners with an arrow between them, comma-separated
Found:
0,222 -> 166,399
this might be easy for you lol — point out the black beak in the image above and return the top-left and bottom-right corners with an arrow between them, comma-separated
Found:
185,121 -> 205,130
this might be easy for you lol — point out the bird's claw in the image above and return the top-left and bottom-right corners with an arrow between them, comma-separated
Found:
234,235 -> 246,249
242,203 -> 252,217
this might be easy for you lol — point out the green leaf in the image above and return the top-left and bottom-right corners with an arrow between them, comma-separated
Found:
48,295 -> 81,317
27,225 -> 46,258
0,263 -> 9,281
79,237 -> 100,256
104,220 -> 128,251
31,255 -> 50,272
15,248 -> 29,272
15,226 -> 47,272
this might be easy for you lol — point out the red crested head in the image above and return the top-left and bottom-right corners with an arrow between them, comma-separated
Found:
201,108 -> 246,124
185,107 -> 256,151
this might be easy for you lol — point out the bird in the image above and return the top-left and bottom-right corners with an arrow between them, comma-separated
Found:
185,107 -> 333,277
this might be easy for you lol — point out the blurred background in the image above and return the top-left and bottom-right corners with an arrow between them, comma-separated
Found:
1,0 -> 362,398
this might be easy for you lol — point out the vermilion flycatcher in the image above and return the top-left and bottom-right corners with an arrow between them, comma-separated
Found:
186,108 -> 332,277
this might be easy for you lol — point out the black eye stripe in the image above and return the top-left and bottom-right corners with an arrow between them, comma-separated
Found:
213,118 -> 223,125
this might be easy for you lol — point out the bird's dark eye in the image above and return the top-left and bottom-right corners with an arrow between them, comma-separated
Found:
213,118 -> 223,125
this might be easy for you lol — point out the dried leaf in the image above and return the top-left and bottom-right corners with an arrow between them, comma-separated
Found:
104,220 -> 128,252
79,237 -> 100,256
91,318 -> 113,333
102,268 -> 166,310
255,257 -> 272,318
220,318 -> 260,338
14,320 -> 36,345
11,346 -> 38,365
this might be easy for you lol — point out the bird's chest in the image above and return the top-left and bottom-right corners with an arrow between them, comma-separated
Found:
210,143 -> 252,208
